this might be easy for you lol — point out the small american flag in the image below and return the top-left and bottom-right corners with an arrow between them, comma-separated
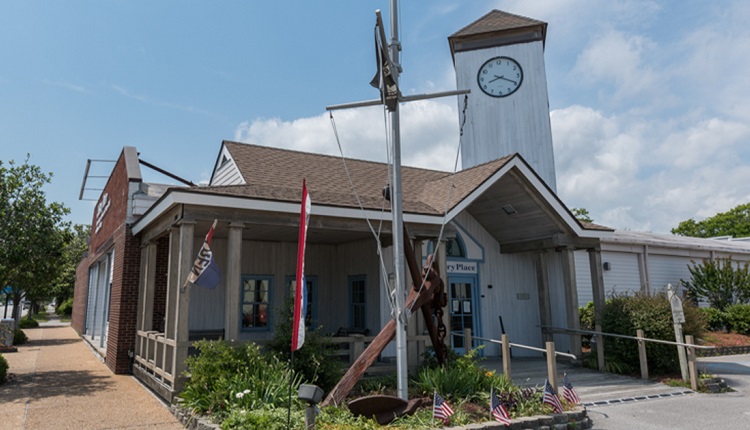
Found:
562,373 -> 581,404
490,388 -> 511,426
433,391 -> 454,424
543,379 -> 564,414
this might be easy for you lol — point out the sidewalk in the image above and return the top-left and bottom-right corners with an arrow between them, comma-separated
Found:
0,318 -> 182,430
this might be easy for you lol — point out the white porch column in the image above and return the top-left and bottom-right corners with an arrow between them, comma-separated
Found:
163,227 -> 180,379
173,220 -> 195,391
224,222 -> 243,341
561,248 -> 582,358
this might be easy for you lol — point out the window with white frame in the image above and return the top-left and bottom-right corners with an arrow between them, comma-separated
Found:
349,275 -> 366,329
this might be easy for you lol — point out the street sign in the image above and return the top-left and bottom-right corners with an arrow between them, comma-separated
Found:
668,286 -> 686,324
2,286 -> 11,295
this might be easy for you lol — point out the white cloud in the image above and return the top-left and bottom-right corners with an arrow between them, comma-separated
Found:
572,30 -> 661,104
234,100 -> 460,171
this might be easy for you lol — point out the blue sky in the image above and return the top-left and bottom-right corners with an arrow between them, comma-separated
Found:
2,1 -> 749,234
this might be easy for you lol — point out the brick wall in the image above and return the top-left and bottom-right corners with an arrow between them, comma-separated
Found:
73,148 -> 131,336
105,223 -> 142,374
73,148 -> 144,374
71,254 -> 93,334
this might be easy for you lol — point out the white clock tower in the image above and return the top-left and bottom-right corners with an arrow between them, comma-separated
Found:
449,10 -> 556,192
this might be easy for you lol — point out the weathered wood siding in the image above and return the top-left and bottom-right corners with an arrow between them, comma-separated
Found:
453,40 -> 556,191
188,237 -> 228,331
454,212 -> 543,357
186,237 -> 381,342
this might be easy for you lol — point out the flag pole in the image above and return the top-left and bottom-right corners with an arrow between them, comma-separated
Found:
287,347 -> 295,429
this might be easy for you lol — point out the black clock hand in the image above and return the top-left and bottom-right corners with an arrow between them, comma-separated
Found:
489,75 -> 502,83
499,76 -> 517,85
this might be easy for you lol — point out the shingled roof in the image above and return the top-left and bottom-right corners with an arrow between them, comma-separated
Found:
192,141 -> 513,216
450,9 -> 546,39
448,10 -> 547,56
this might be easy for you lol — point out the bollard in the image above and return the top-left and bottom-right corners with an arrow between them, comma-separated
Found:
685,335 -> 698,391
546,341 -> 558,392
637,329 -> 649,380
463,328 -> 472,353
502,334 -> 511,379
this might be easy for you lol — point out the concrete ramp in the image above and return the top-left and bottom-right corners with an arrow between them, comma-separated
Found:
482,358 -> 694,406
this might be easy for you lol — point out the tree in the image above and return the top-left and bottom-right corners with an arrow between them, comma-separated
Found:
49,223 -> 90,307
680,257 -> 750,311
0,157 -> 70,324
571,207 -> 593,223
671,203 -> 750,238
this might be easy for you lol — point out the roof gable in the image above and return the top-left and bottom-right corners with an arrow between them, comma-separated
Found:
210,142 -> 245,186
449,9 -> 547,57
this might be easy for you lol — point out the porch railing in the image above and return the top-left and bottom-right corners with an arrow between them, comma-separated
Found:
543,325 -> 716,391
134,330 -> 176,386
452,328 -> 574,392
327,334 -> 431,370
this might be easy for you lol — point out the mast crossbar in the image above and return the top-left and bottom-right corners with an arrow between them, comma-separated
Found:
325,89 -> 470,111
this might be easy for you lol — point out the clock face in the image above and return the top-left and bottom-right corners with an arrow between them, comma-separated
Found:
477,56 -> 523,98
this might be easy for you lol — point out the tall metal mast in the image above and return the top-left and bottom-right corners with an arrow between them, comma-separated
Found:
387,0 -> 409,400
325,1 -> 469,403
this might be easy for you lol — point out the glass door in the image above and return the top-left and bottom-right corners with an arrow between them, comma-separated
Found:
449,275 -> 477,354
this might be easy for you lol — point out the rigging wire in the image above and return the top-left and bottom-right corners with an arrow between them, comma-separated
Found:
329,111 -> 397,315
406,94 -> 470,314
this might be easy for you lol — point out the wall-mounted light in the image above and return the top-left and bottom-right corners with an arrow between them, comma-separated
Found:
502,204 -> 517,215
603,262 -> 611,271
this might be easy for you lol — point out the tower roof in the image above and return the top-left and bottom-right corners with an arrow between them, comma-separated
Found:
448,9 -> 547,57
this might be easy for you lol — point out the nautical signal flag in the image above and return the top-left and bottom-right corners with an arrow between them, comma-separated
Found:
562,373 -> 581,405
370,12 -> 399,111
490,388 -> 511,426
291,180 -> 311,352
185,219 -> 221,289
433,391 -> 454,425
543,379 -> 564,414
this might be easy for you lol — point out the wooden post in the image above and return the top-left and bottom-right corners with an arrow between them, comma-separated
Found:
535,251 -> 553,342
636,329 -> 649,380
686,335 -> 698,391
546,341 -> 558,392
224,222 -> 243,341
667,285 -> 689,381
561,249 -> 582,359
588,249 -> 606,372
173,220 -> 195,392
463,328 -> 472,353
351,334 -> 365,363
502,334 -> 511,379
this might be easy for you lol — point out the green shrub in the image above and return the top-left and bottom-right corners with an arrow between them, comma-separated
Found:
413,347 -> 510,402
589,293 -> 705,376
179,340 -> 301,420
18,318 -> 39,329
268,296 -> 342,394
222,406 -> 305,430
700,307 -> 730,331
681,257 -> 750,311
56,298 -> 74,316
14,329 -> 28,345
0,353 -> 8,384
726,304 -> 750,334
